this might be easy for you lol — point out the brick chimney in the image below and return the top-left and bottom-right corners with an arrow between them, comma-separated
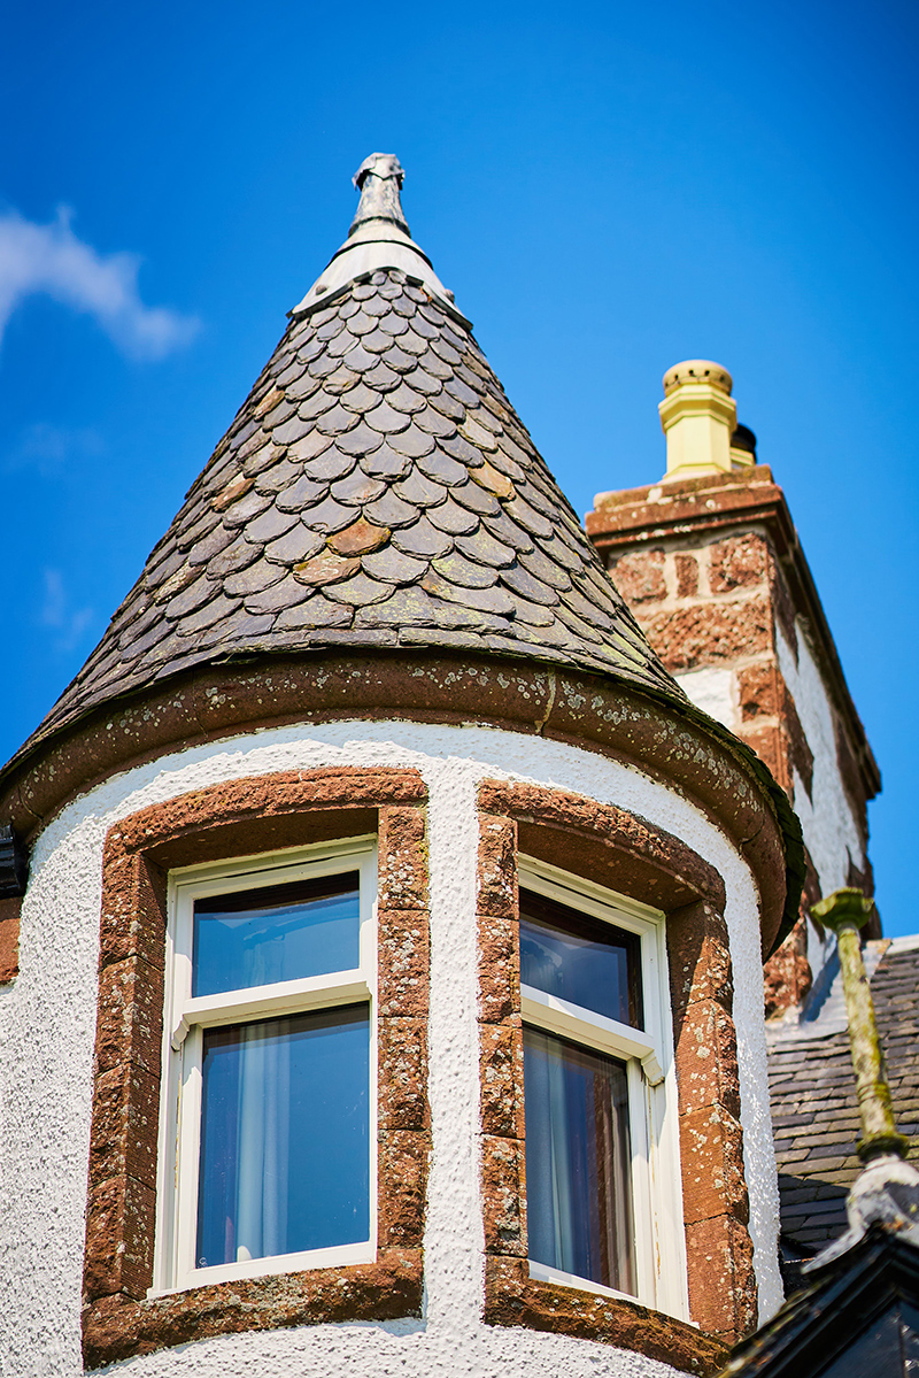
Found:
586,363 -> 881,1017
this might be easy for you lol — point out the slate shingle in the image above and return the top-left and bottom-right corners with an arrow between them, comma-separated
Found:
769,941 -> 919,1256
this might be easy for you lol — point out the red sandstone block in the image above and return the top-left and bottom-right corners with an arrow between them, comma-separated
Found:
480,1022 -> 525,1139
673,1001 -> 742,1120
99,852 -> 167,971
609,549 -> 667,604
764,917 -> 813,1019
377,1017 -> 428,1132
0,898 -> 20,983
739,725 -> 792,794
639,598 -> 772,673
378,807 -> 428,911
478,913 -> 520,1023
709,534 -> 769,592
84,1175 -> 157,1302
737,663 -> 779,722
95,957 -> 165,1077
377,909 -> 430,1018
675,553 -> 699,599
481,1135 -> 526,1256
679,1104 -> 749,1225
685,1214 -> 757,1340
667,902 -> 733,1013
377,1131 -> 426,1247
477,815 -> 517,918
89,1063 -> 161,1191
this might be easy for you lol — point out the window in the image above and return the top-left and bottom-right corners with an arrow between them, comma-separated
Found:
518,857 -> 684,1315
155,837 -> 377,1291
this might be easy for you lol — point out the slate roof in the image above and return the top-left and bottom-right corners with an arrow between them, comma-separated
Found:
22,177 -> 685,757
769,938 -> 919,1257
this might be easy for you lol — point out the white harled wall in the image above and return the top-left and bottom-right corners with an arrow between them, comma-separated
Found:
0,720 -> 783,1377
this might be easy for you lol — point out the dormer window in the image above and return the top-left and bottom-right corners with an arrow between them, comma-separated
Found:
157,839 -> 378,1290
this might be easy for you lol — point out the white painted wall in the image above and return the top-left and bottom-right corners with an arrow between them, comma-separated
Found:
775,624 -> 866,981
0,720 -> 783,1377
674,667 -> 738,735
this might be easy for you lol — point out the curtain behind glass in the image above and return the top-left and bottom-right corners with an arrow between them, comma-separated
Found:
524,1027 -> 634,1293
197,1005 -> 369,1267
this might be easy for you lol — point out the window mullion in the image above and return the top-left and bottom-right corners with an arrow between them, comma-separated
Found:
175,1027 -> 204,1285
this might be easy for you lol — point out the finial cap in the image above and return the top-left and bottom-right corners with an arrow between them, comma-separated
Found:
662,360 -> 733,396
811,887 -> 876,933
293,153 -> 463,321
350,153 -> 409,236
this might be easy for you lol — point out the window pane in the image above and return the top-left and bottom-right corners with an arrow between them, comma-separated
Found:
524,1026 -> 634,1294
193,872 -> 360,996
196,1004 -> 370,1268
520,888 -> 642,1027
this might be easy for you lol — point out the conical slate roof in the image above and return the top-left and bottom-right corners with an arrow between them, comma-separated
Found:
28,156 -> 683,752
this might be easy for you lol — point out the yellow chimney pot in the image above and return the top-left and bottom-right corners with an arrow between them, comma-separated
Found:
658,359 -> 738,480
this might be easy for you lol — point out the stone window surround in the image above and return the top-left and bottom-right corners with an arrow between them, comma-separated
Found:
83,766 -> 430,1370
476,779 -> 755,1375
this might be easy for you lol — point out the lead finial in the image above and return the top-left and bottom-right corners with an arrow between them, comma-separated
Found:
350,153 -> 409,237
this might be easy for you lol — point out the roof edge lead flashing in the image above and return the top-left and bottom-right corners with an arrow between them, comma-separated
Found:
293,152 -> 467,324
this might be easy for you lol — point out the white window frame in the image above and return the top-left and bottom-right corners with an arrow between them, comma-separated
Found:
153,836 -> 378,1295
518,855 -> 689,1322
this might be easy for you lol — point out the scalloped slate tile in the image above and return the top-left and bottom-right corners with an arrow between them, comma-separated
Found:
431,551 -> 497,589
263,525 -> 325,566
426,498 -> 478,536
363,489 -> 418,529
324,570 -> 394,606
361,546 -> 427,585
392,515 -> 453,560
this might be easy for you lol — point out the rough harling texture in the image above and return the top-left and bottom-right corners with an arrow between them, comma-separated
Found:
82,767 -> 431,1368
768,939 -> 919,1259
16,267 -> 680,768
587,466 -> 878,973
475,784 -> 756,1356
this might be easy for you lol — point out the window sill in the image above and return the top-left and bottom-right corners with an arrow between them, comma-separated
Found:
527,1259 -> 637,1304
84,1249 -> 423,1370
485,1258 -> 726,1377
152,1240 -> 376,1295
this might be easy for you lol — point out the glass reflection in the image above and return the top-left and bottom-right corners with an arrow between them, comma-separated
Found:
193,872 -> 360,997
520,888 -> 641,1026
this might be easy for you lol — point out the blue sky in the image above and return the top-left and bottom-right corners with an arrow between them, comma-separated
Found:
2,1 -> 916,932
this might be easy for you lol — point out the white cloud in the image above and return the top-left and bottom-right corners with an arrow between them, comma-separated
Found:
0,206 -> 200,359
4,422 -> 105,477
39,568 -> 95,655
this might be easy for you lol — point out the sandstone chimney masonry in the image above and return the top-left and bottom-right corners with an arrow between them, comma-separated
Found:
587,366 -> 880,1017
